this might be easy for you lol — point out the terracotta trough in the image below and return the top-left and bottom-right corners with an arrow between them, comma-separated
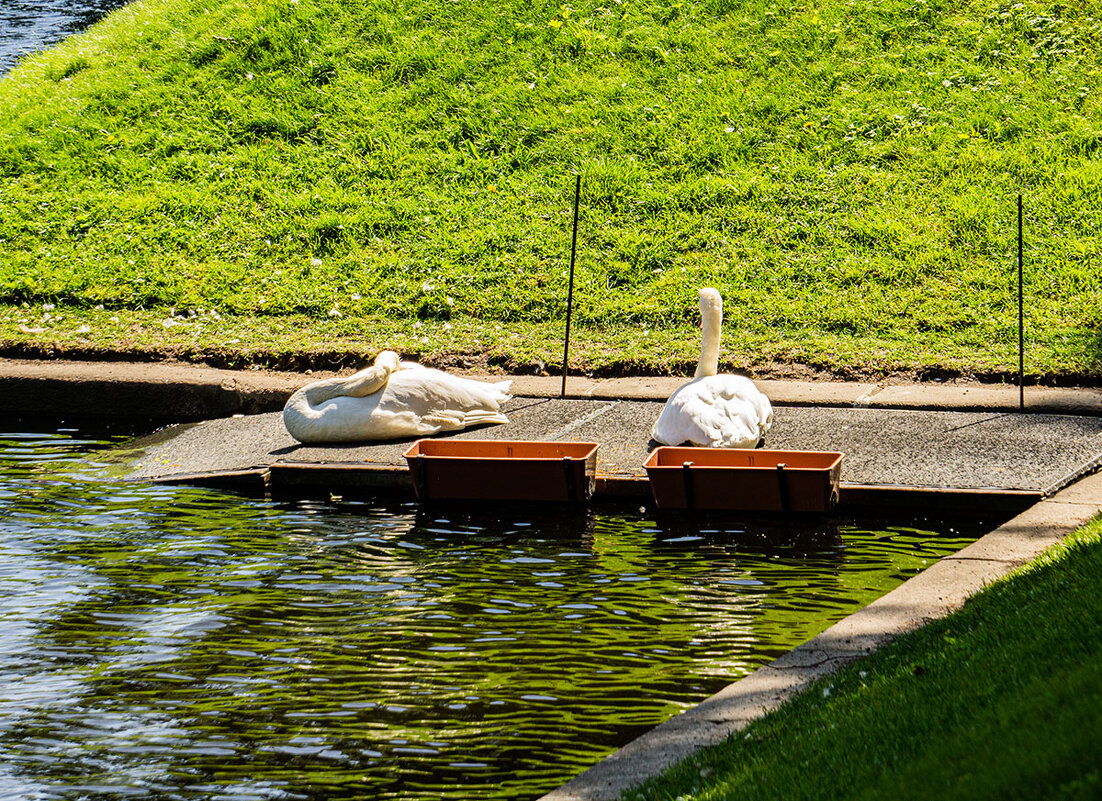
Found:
643,447 -> 844,513
403,439 -> 600,503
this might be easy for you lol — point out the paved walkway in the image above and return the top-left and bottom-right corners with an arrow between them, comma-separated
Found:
4,357 -> 1102,418
124,398 -> 1102,504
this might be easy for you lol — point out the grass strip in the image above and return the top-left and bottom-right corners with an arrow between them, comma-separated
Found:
1,0 -> 1100,379
625,516 -> 1102,801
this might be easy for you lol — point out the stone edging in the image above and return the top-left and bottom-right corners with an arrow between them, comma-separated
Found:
3,359 -> 1102,419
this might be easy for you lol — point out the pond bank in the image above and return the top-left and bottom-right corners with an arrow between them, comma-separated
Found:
0,0 -> 131,73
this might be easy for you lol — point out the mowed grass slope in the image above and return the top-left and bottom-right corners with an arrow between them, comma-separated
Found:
0,0 -> 1100,376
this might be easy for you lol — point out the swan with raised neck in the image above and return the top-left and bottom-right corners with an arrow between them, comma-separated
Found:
651,288 -> 773,448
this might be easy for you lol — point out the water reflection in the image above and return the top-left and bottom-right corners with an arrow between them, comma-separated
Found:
0,427 -> 993,800
0,0 -> 131,74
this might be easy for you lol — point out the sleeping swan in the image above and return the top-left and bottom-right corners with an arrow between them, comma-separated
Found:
651,288 -> 773,449
283,350 -> 512,443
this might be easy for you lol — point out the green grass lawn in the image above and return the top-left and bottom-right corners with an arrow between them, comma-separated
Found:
1,0 -> 1100,378
624,516 -> 1102,801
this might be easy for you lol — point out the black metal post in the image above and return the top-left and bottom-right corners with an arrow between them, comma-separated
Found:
561,174 -> 581,399
682,461 -> 696,511
1018,194 -> 1024,411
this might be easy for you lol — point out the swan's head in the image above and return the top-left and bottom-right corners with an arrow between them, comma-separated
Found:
373,350 -> 401,373
698,288 -> 722,325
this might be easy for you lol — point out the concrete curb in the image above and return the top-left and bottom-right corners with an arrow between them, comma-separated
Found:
537,471 -> 1102,800
3,358 -> 1102,419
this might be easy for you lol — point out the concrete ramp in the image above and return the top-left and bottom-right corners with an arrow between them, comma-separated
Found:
124,399 -> 1102,510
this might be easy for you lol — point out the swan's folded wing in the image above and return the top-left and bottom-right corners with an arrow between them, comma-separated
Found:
652,376 -> 768,448
379,369 -> 511,433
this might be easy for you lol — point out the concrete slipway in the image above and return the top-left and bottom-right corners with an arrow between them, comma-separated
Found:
6,357 -> 1102,799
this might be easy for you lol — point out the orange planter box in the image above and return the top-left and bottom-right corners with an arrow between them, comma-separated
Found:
643,447 -> 844,512
403,439 -> 600,503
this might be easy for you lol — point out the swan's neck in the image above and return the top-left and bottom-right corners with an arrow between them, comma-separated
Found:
286,353 -> 399,415
295,377 -> 357,407
695,295 -> 722,378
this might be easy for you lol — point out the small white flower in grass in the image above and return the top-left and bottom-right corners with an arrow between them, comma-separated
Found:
162,318 -> 179,328
351,293 -> 361,301
443,322 -> 453,331
246,72 -> 254,81
421,281 -> 434,293
310,257 -> 323,268
822,686 -> 831,698
94,304 -> 104,310
445,296 -> 454,306
725,125 -> 735,133
42,303 -> 55,311
328,306 -> 342,318
77,324 -> 92,334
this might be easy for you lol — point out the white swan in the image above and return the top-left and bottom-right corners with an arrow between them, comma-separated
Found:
283,350 -> 513,443
651,288 -> 773,448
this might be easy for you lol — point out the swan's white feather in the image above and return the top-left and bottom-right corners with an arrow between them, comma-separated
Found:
652,374 -> 773,448
651,289 -> 773,448
283,352 -> 512,443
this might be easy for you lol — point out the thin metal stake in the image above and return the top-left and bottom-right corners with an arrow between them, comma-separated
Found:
1018,194 -> 1024,411
682,461 -> 696,512
776,463 -> 791,515
561,174 -> 581,399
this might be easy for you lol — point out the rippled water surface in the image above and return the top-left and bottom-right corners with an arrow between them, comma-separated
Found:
0,0 -> 131,73
0,425 -> 995,800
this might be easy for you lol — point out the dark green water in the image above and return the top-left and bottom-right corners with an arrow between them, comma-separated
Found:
0,426 -> 994,800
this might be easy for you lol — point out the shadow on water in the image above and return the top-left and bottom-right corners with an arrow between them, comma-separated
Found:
405,502 -> 849,555
412,502 -> 600,543
1,0 -> 132,73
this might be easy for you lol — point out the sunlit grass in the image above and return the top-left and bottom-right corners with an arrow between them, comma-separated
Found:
1,0 -> 1100,377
